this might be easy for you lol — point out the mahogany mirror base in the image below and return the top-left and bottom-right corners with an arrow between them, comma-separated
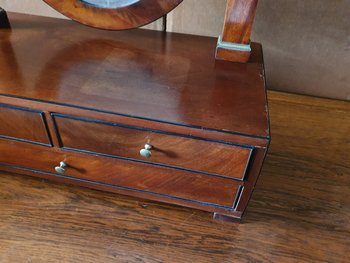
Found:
0,13 -> 270,223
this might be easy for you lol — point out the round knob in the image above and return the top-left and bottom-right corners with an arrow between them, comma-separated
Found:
140,144 -> 152,158
55,161 -> 67,174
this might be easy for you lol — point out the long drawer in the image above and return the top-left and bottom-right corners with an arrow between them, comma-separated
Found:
0,139 -> 242,208
52,114 -> 253,180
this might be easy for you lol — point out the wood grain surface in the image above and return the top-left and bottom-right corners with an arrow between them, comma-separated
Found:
0,139 -> 242,208
0,91 -> 349,262
0,13 -> 269,221
0,104 -> 51,145
0,13 -> 269,138
221,0 -> 258,44
53,114 -> 252,180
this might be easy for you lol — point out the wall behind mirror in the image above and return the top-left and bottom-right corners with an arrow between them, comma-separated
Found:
1,0 -> 349,100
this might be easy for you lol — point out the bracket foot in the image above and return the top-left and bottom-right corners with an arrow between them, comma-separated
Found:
213,213 -> 242,223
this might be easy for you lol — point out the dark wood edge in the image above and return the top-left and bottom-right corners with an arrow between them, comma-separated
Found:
232,185 -> 244,210
236,147 -> 269,216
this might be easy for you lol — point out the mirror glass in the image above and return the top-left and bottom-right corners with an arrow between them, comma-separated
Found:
81,0 -> 139,8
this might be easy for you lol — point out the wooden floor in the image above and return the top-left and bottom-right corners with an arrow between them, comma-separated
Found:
0,91 -> 349,263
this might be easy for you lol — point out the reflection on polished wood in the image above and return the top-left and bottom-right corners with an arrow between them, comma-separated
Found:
0,12 -> 269,220
43,0 -> 183,30
0,13 -> 269,138
0,91 -> 349,262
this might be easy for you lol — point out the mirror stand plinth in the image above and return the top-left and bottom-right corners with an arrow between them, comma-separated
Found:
0,4 -> 269,223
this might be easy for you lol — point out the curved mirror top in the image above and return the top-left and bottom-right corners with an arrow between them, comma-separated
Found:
81,0 -> 139,8
44,0 -> 183,30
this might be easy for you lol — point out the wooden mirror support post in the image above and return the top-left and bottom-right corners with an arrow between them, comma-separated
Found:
216,0 -> 258,63
0,8 -> 11,28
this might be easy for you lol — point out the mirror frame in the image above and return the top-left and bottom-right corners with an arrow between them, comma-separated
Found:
43,0 -> 183,30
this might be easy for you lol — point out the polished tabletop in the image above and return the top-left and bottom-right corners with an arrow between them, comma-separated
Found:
0,13 -> 269,138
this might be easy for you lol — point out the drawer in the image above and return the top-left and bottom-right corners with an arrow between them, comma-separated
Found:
0,139 -> 242,208
52,114 -> 253,180
0,104 -> 51,146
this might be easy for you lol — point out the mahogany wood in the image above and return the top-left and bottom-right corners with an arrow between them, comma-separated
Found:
0,104 -> 51,145
0,13 -> 270,221
0,95 -> 268,148
43,0 -> 183,30
0,13 -> 269,138
216,0 -> 258,62
0,91 -> 349,262
0,94 -> 268,219
42,0 -> 259,64
222,0 -> 258,45
53,114 -> 252,180
0,139 -> 242,208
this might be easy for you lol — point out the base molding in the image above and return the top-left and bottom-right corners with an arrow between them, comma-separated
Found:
213,212 -> 241,223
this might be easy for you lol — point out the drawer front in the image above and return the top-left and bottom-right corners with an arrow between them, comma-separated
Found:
53,114 -> 253,180
0,104 -> 51,146
0,139 -> 241,208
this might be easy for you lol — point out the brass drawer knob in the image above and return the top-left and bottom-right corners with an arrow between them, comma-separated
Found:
55,161 -> 67,174
140,144 -> 152,158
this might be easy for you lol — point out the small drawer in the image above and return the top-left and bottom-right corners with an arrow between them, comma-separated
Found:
0,104 -> 51,146
53,114 -> 253,180
0,139 -> 242,208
